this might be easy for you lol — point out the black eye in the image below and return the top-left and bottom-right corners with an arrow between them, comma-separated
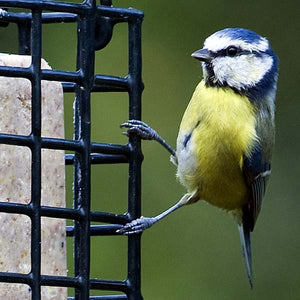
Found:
226,46 -> 238,56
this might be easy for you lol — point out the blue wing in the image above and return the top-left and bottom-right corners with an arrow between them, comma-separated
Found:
239,146 -> 271,287
243,146 -> 271,231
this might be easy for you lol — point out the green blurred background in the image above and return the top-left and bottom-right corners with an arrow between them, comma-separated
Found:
1,0 -> 300,299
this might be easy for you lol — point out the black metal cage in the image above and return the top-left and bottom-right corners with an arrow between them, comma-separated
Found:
0,1 -> 143,299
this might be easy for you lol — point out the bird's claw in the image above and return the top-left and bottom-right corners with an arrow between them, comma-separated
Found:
120,120 -> 157,140
116,216 -> 155,235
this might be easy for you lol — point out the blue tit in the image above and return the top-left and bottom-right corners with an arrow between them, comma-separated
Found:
118,28 -> 279,287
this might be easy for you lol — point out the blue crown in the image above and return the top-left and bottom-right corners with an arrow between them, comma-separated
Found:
215,28 -> 265,45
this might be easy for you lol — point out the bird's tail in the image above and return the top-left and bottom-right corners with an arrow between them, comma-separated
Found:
238,223 -> 253,288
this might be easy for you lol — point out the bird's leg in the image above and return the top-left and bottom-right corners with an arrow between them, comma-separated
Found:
116,193 -> 195,235
121,120 -> 176,158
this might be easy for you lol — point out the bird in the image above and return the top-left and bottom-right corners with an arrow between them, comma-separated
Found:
117,28 -> 279,287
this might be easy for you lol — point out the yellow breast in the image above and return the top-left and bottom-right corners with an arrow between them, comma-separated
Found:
176,81 -> 257,210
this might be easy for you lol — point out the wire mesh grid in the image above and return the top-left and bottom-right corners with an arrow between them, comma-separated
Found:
0,1 -> 144,299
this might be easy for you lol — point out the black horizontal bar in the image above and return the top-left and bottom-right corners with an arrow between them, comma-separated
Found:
0,65 -> 32,79
0,133 -> 32,147
0,0 -> 84,14
90,296 -> 127,300
0,11 -> 77,24
40,275 -> 81,288
0,202 -> 32,216
37,273 -> 128,293
0,135 -> 83,151
0,272 -> 31,285
62,82 -> 75,93
90,279 -> 128,292
90,211 -> 129,224
0,137 -> 129,155
0,67 -> 81,84
68,296 -> 127,300
0,66 -> 82,85
62,82 -> 128,93
41,69 -> 82,83
0,66 -> 82,84
91,86 -> 128,93
89,225 -> 123,236
0,203 -> 127,223
94,75 -> 129,91
41,206 -> 83,220
41,137 -> 82,151
65,153 -> 128,165
62,75 -> 129,93
65,154 -> 74,165
97,6 -> 143,20
0,67 -> 128,92
66,225 -> 123,237
89,153 -> 128,164
41,12 -> 77,23
91,143 -> 130,155
0,1 -> 143,18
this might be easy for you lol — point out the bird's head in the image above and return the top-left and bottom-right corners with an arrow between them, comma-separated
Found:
192,28 -> 278,101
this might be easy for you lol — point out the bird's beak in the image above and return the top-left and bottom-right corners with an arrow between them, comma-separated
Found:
191,48 -> 213,63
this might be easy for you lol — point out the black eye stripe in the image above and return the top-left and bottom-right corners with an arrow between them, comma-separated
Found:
210,48 -> 261,58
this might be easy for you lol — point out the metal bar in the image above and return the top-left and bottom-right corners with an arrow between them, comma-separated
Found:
41,137 -> 82,151
89,279 -> 127,292
41,12 -> 77,23
91,143 -> 130,155
89,297 -> 127,300
0,202 -> 32,216
18,21 -> 31,54
0,133 -> 33,147
0,272 -> 32,284
126,14 -> 144,300
40,206 -> 83,220
96,6 -> 144,20
63,82 -> 128,93
90,153 -> 128,164
41,69 -> 83,83
0,0 -> 84,14
0,67 -> 128,91
30,9 -> 42,300
91,86 -> 127,93
40,275 -> 81,288
62,82 -> 76,93
67,224 -> 123,237
68,296 -> 127,300
42,72 -> 128,90
65,153 -> 128,165
0,66 -> 32,79
73,1 -> 95,298
90,211 -> 129,224
89,225 -> 124,235
94,75 -> 129,91
0,1 -> 143,18
0,11 -> 78,24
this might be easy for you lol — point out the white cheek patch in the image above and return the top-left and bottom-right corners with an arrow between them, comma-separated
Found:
212,55 -> 273,89
204,35 -> 269,53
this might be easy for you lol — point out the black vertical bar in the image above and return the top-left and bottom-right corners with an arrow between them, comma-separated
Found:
127,14 -> 144,300
18,22 -> 31,55
73,1 -> 95,299
30,9 -> 42,300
